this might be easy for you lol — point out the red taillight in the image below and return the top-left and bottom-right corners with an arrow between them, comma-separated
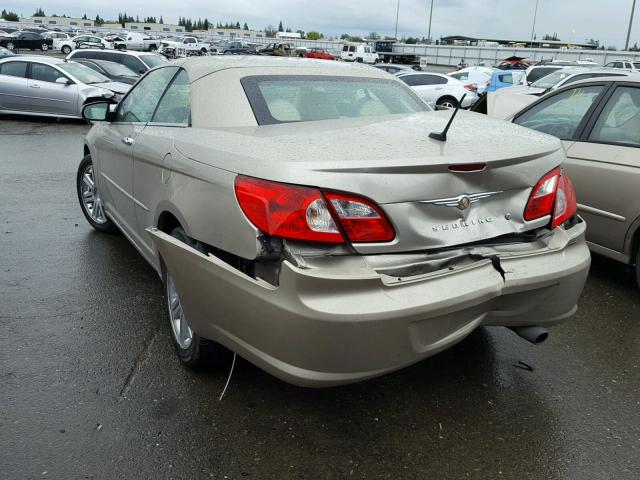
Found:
234,176 -> 395,244
464,84 -> 477,92
552,173 -> 577,228
524,167 -> 577,228
324,192 -> 395,243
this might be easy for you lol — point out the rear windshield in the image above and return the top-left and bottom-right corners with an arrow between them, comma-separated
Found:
531,70 -> 575,89
241,75 -> 428,125
140,54 -> 168,68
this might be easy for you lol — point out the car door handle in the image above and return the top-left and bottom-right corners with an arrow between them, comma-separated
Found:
121,137 -> 135,146
29,84 -> 40,88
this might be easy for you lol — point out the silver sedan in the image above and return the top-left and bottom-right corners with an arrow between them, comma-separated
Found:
77,57 -> 589,387
0,56 -> 130,119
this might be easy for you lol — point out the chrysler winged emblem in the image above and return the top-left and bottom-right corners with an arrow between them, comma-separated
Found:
420,191 -> 503,210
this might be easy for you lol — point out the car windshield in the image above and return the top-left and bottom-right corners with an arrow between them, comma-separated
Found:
140,55 -> 168,68
531,70 -> 576,88
59,62 -> 110,84
242,75 -> 428,125
634,62 -> 640,69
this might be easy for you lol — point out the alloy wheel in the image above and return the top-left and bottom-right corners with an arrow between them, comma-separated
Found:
7,42 -> 14,50
166,274 -> 193,349
79,163 -> 107,224
41,43 -> 48,51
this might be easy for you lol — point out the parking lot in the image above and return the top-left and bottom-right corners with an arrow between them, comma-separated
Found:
0,115 -> 638,479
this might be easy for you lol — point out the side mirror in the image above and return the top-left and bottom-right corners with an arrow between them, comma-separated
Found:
55,77 -> 72,85
82,101 -> 110,122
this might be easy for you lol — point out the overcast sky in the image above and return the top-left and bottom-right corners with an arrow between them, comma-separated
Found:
4,0 -> 638,47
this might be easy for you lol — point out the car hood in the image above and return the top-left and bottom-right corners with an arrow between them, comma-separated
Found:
174,111 -> 565,253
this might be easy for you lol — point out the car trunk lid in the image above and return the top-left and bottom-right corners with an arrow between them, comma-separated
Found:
174,111 -> 565,254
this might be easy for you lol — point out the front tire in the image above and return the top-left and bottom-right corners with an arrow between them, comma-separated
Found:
6,41 -> 15,51
76,155 -> 118,233
61,45 -> 71,54
41,43 -> 49,51
163,226 -> 227,367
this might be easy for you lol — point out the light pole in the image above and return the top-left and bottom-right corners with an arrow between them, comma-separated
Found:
395,0 -> 400,39
531,0 -> 540,45
427,0 -> 434,44
625,0 -> 637,51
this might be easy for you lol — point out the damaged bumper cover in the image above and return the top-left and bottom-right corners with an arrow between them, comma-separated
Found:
148,221 -> 590,387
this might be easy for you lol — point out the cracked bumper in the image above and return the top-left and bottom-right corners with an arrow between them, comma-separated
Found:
148,222 -> 590,387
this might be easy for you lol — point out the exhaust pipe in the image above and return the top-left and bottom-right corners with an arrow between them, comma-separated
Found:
509,326 -> 549,345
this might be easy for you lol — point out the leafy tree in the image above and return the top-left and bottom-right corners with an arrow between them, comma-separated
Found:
405,37 -> 419,44
33,8 -> 45,17
296,29 -> 305,38
2,9 -> 19,21
306,31 -> 322,40
159,16 -> 163,24
368,32 -> 380,40
94,14 -> 104,26
542,33 -> 560,41
82,14 -> 87,20
243,22 -> 249,30
278,21 -> 284,32
340,33 -> 350,40
586,38 -> 600,48
265,25 -> 277,37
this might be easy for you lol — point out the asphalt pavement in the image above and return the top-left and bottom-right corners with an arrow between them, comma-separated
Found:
1,116 -> 639,480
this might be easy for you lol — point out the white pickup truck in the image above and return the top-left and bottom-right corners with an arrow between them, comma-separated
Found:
158,36 -> 208,57
113,32 -> 161,52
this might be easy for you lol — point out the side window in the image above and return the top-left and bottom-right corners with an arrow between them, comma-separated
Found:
399,75 -> 421,86
348,46 -> 356,52
514,86 -> 604,140
0,61 -> 28,78
69,51 -> 88,59
151,69 -> 190,125
123,56 -> 145,74
115,67 -> 178,123
31,63 -> 64,83
589,87 -> 640,146
604,62 -> 614,68
498,73 -> 514,84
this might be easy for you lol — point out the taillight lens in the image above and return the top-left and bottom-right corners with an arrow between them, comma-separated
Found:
464,84 -> 478,92
234,176 -> 395,244
324,192 -> 395,243
524,167 -> 577,228
552,173 -> 577,228
524,168 -> 560,221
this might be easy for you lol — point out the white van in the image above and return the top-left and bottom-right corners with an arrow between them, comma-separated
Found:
340,44 -> 378,64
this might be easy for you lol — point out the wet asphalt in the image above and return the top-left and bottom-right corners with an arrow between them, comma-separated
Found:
0,116 -> 639,480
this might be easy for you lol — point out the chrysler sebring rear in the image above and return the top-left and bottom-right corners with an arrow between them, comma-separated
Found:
77,57 -> 590,387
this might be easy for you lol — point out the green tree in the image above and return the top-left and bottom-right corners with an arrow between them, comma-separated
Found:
296,29 -> 305,38
159,16 -> 163,24
94,14 -> 104,26
33,8 -> 45,17
340,33 -> 350,40
368,32 -> 380,40
243,22 -> 249,30
306,31 -> 322,40
278,20 -> 284,32
265,25 -> 277,37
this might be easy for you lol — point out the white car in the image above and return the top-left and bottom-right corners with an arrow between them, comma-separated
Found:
42,32 -> 71,50
340,44 -> 378,64
448,66 -> 493,95
494,68 -> 633,97
58,35 -> 113,55
113,32 -> 161,52
604,60 -> 640,73
396,71 -> 478,108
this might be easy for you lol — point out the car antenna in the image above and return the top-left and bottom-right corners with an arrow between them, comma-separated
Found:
429,93 -> 467,142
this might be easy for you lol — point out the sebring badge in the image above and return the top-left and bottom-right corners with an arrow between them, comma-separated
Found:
432,217 -> 494,232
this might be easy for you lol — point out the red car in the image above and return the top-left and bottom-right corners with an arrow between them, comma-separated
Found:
304,48 -> 334,60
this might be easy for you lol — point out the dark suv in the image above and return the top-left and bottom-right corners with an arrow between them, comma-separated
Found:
66,49 -> 168,74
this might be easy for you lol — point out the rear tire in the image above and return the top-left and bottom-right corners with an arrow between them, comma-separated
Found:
76,155 -> 119,234
61,45 -> 71,54
163,226 -> 228,367
436,96 -> 458,109
41,43 -> 49,51
6,42 -> 15,51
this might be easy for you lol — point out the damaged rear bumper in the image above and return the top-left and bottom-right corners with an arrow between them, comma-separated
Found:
148,221 -> 590,387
